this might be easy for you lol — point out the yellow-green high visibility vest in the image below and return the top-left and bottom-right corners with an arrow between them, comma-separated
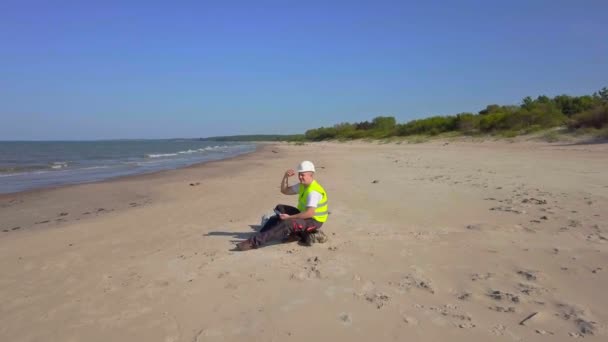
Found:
297,180 -> 328,223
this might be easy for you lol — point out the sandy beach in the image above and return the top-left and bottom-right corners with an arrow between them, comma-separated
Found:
1,140 -> 607,341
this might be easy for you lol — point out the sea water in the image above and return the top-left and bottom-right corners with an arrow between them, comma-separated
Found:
0,140 -> 255,194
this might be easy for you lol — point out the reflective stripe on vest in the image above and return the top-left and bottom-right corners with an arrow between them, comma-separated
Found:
297,180 -> 329,223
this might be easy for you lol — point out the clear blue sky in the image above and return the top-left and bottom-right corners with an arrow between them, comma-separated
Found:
1,0 -> 606,140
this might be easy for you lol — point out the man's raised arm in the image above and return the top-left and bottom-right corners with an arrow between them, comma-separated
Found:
281,169 -> 296,194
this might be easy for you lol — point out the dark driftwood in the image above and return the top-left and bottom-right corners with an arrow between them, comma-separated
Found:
519,312 -> 539,325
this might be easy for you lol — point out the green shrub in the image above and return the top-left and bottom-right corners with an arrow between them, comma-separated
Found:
455,113 -> 479,133
298,87 -> 605,141
569,104 -> 608,129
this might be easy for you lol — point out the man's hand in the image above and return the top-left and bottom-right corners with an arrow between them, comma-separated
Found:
281,169 -> 297,195
279,213 -> 291,220
285,169 -> 296,178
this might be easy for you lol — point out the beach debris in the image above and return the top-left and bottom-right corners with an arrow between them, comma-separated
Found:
519,312 -> 538,325
58,212 -> 68,216
35,220 -> 50,224
271,150 -> 278,153
189,182 -> 200,186
371,179 -> 379,184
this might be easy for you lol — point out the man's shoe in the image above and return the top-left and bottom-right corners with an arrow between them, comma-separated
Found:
236,240 -> 255,251
300,233 -> 313,246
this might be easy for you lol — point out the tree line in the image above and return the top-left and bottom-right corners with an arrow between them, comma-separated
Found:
303,87 -> 608,141
199,134 -> 304,142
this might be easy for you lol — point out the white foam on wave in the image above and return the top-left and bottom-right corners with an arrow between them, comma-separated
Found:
51,161 -> 69,169
147,153 -> 179,158
178,149 -> 199,154
146,145 -> 232,158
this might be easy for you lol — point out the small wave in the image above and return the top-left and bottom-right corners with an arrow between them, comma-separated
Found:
178,149 -> 199,154
51,161 -> 69,169
147,153 -> 179,158
146,145 -> 232,158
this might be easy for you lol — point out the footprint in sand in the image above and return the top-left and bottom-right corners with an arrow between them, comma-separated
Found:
339,312 -> 353,326
490,324 -> 507,335
555,303 -> 603,337
487,290 -> 520,303
399,309 -> 419,326
516,269 -> 540,281
457,292 -> 471,301
470,272 -> 493,281
391,272 -> 435,294
489,306 -> 516,313
424,304 -> 475,329
354,281 -> 391,309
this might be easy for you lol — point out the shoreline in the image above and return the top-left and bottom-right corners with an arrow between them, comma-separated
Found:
0,143 -> 265,198
0,143 -> 270,235
0,140 -> 257,198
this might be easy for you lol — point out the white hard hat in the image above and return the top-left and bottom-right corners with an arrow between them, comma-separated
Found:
297,160 -> 315,173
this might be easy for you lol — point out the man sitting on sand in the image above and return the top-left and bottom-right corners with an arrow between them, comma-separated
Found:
236,160 -> 328,251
